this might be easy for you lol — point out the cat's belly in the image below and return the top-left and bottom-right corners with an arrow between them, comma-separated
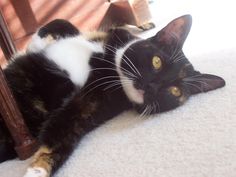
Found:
44,36 -> 104,87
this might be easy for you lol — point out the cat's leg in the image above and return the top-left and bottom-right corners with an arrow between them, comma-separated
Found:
23,101 -> 96,177
0,118 -> 17,162
23,125 -> 82,176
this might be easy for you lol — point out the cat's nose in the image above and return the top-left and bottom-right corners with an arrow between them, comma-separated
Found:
137,89 -> 145,96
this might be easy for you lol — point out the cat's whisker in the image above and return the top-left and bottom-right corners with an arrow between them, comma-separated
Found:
182,74 -> 203,80
106,43 -> 140,77
89,67 -> 119,72
183,77 -> 214,89
184,77 -> 219,82
186,79 -> 213,90
104,45 -> 117,55
92,56 -> 137,78
182,81 -> 204,93
147,105 -> 153,117
105,40 -> 141,78
104,44 -> 141,79
154,101 -> 160,114
83,77 -> 133,97
80,79 -> 124,98
90,67 -> 136,80
104,83 -> 122,91
122,54 -> 142,77
121,56 -> 140,78
104,80 -> 132,91
152,102 -> 157,115
173,54 -> 185,63
113,32 -> 125,46
169,33 -> 181,61
81,75 -> 121,92
170,47 -> 181,61
139,106 -> 148,119
109,85 -> 124,93
147,104 -> 153,117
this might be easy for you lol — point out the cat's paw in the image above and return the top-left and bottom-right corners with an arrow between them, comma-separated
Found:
23,167 -> 48,177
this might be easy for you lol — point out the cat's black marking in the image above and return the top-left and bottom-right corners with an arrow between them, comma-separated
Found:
38,19 -> 80,39
0,52 -> 76,162
0,19 -> 98,162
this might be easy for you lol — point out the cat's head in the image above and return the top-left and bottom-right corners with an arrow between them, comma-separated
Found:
111,15 -> 225,114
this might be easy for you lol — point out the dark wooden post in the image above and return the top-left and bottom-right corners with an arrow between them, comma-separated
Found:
0,10 -> 38,159
0,67 -> 38,159
0,10 -> 16,60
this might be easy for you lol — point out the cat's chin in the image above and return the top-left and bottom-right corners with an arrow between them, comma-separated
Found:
121,81 -> 145,104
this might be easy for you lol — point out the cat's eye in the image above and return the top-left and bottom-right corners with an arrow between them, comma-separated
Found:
169,86 -> 181,97
152,56 -> 162,70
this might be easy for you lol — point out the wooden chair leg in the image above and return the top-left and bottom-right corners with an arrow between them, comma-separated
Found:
0,10 -> 16,60
0,67 -> 38,160
0,9 -> 38,160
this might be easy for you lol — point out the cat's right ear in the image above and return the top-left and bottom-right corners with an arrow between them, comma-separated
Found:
184,73 -> 226,95
151,15 -> 192,47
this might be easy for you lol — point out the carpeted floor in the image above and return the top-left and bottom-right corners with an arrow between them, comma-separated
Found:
1,0 -> 236,176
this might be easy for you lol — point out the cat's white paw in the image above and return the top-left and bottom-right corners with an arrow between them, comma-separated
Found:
23,167 -> 48,177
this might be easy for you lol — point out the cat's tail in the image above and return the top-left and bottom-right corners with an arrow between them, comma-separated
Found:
0,116 -> 17,163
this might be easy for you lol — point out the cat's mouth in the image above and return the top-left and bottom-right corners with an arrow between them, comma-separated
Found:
121,79 -> 145,104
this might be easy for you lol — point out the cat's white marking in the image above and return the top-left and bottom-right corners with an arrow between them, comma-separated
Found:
115,39 -> 144,104
27,33 -> 55,53
45,36 -> 104,86
23,167 -> 48,177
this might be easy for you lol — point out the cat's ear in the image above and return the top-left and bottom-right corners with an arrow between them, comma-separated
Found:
184,73 -> 225,95
151,15 -> 192,47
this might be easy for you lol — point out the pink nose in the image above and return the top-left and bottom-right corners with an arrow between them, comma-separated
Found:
137,89 -> 145,96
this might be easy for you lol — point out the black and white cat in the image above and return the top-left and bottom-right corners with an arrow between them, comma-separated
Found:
0,16 -> 225,177
18,15 -> 225,177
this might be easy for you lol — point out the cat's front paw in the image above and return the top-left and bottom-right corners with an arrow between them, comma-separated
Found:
23,167 -> 48,177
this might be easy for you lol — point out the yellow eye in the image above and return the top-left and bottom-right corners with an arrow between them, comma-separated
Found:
169,86 -> 182,97
152,56 -> 162,69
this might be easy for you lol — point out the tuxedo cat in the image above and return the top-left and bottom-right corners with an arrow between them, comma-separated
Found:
22,15 -> 225,177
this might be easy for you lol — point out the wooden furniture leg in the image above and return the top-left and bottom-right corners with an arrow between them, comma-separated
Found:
0,67 -> 38,159
0,10 -> 16,60
0,10 -> 38,160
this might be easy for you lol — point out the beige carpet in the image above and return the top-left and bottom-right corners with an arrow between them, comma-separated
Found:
1,0 -> 236,176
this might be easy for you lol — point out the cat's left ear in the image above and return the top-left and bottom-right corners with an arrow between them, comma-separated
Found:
151,15 -> 192,47
184,73 -> 225,95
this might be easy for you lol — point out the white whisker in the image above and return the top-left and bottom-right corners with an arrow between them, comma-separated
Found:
182,81 -> 204,93
92,56 -> 137,78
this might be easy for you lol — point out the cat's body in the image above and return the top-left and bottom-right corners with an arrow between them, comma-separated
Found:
0,16 -> 225,177
0,20 -> 105,162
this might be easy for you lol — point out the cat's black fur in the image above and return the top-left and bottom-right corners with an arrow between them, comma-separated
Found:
0,20 -> 80,162
37,19 -> 80,39
0,15 -> 225,177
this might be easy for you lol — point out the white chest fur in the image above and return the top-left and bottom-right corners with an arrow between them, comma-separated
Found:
115,39 -> 144,104
44,36 -> 104,86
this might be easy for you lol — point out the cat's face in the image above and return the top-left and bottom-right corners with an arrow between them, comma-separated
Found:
113,15 -> 225,114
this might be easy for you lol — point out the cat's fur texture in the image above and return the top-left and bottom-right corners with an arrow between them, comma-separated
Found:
0,15 -> 225,177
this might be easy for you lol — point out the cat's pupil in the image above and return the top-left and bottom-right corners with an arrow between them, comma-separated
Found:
152,56 -> 162,70
168,86 -> 182,97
